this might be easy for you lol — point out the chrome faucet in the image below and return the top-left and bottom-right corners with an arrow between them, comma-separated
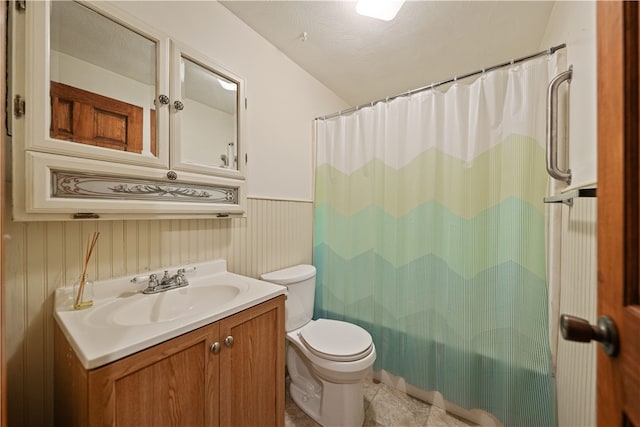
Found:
131,266 -> 196,294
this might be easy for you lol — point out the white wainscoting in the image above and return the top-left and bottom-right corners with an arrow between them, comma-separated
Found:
555,197 -> 597,426
4,197 -> 313,426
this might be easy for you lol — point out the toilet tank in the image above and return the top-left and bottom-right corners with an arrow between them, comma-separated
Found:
260,265 -> 316,332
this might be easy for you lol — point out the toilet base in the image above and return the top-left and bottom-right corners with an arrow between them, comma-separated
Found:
289,376 -> 366,427
288,345 -> 366,427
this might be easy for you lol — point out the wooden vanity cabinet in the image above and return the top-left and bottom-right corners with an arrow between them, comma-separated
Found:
54,295 -> 285,427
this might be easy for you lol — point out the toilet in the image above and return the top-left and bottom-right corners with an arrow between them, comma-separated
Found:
260,265 -> 376,427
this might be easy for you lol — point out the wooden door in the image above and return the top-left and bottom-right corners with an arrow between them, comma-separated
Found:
218,296 -> 285,427
597,2 -> 640,425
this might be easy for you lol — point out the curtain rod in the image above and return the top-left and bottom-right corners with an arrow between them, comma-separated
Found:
315,43 -> 567,121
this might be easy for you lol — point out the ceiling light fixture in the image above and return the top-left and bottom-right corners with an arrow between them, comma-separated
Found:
356,0 -> 406,21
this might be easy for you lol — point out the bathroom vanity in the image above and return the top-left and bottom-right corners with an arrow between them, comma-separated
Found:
53,260 -> 285,426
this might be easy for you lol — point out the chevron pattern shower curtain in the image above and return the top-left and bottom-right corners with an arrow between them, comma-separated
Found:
314,55 -> 560,426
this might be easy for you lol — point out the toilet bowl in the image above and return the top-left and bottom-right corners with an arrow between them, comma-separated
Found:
261,265 -> 376,427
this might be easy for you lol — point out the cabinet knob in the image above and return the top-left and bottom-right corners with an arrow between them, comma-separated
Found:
166,170 -> 178,180
210,342 -> 221,354
173,100 -> 184,111
158,94 -> 170,105
224,336 -> 234,347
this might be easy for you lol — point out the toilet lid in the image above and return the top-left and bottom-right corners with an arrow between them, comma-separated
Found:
299,319 -> 373,362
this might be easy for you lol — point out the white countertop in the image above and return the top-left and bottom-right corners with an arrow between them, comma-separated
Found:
54,259 -> 286,369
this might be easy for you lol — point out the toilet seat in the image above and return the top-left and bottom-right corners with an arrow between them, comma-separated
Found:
298,319 -> 373,362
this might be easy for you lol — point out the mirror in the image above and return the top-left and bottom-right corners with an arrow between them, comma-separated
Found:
49,1 -> 158,157
178,54 -> 239,171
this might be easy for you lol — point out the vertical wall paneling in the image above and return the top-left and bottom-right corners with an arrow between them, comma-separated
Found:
4,211 -> 25,424
209,220 -> 219,261
555,198 -> 597,426
24,223 -> 46,427
123,221 -> 136,276
43,223 -> 63,424
96,221 -> 113,280
148,220 -> 162,273
4,197 -> 312,426
111,221 -> 126,279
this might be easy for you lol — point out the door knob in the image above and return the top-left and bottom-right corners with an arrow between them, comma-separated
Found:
560,314 -> 619,356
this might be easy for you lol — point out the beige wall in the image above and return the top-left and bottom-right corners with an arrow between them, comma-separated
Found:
5,1 -> 348,425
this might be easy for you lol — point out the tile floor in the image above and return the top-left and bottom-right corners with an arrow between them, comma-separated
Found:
284,376 -> 475,427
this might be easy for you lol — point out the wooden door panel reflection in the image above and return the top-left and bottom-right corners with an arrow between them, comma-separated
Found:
50,81 -> 149,154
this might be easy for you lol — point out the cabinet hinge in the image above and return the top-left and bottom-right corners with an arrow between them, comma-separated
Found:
15,0 -> 26,11
14,95 -> 25,118
245,97 -> 247,109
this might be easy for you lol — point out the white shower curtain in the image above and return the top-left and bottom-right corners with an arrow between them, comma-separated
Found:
314,53 -> 564,426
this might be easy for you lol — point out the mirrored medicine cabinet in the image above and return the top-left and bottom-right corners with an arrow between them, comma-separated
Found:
10,0 -> 247,220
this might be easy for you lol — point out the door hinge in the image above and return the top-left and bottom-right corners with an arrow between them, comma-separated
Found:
14,95 -> 25,118
15,0 -> 26,11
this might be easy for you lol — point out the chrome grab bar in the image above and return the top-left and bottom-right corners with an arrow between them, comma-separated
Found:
546,66 -> 573,184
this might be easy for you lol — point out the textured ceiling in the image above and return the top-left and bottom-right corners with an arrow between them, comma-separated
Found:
220,1 -> 556,107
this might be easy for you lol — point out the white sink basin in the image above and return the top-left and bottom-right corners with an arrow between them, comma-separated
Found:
54,259 -> 286,369
89,284 -> 246,327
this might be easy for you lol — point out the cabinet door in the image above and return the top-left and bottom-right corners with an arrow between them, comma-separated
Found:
88,324 -> 220,427
170,41 -> 246,181
22,1 -> 170,168
219,296 -> 285,427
